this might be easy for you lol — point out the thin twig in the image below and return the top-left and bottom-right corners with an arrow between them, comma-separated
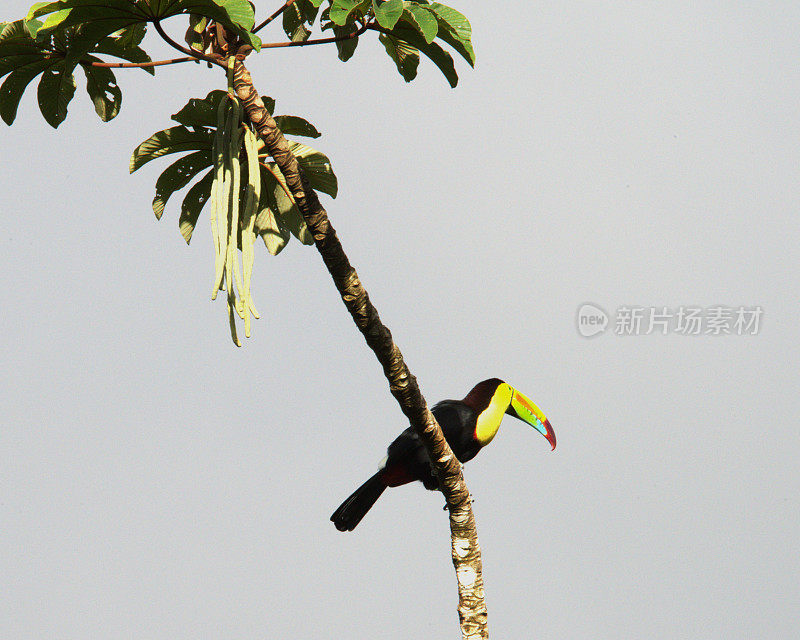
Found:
90,56 -> 195,69
152,19 -> 223,68
259,21 -> 370,49
253,0 -> 298,33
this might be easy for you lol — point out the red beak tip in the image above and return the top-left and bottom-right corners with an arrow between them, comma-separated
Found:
544,420 -> 556,450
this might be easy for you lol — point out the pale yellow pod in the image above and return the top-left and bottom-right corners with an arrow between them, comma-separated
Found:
213,97 -> 235,299
227,98 -> 244,322
209,97 -> 228,298
241,125 -> 262,331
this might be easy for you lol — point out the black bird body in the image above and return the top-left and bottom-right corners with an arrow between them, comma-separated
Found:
382,400 -> 479,490
331,379 -> 555,532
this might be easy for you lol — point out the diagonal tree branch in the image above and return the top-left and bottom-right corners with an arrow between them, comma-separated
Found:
231,57 -> 489,640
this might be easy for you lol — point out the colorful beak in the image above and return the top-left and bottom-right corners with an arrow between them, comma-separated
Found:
507,388 -> 556,450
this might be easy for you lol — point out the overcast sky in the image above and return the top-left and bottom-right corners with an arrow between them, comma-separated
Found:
2,2 -> 798,638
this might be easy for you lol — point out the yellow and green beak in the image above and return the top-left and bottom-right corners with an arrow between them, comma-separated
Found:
507,388 -> 556,450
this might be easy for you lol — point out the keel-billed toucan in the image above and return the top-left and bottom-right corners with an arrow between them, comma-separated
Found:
331,378 -> 555,531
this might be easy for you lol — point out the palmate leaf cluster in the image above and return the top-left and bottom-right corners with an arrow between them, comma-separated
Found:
130,90 -> 338,256
0,19 -> 152,125
0,0 -> 260,127
0,1 -> 474,128
284,0 -> 474,87
0,0 -> 474,343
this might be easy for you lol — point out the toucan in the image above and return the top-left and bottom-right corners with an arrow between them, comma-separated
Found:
331,378 -> 555,531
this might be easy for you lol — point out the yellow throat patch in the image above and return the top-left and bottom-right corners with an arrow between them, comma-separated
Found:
475,383 -> 513,446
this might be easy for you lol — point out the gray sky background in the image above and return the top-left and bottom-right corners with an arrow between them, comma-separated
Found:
2,2 -> 798,638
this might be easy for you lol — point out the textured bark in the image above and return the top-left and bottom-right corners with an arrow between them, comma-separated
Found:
232,59 -> 488,638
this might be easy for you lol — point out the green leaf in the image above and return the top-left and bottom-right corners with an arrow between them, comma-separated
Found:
171,89 -> 226,128
389,23 -> 457,86
0,21 -> 49,80
0,20 -> 31,43
427,2 -> 473,66
62,19 -> 133,63
329,0 -> 360,26
179,168 -> 214,244
258,208 -> 291,256
24,17 -> 45,39
93,33 -> 155,75
171,91 -> 276,128
264,164 -> 314,244
379,33 -> 419,82
274,114 -> 321,138
174,0 -> 260,49
289,141 -> 337,198
284,18 -> 310,42
1,20 -> 155,126
37,61 -> 76,128
402,3 -> 437,43
152,150 -> 213,219
283,0 -> 318,42
0,19 -> 147,126
26,0 -> 261,51
333,24 -> 359,61
268,170 -> 294,218
299,0 -> 321,24
113,22 -> 146,48
24,3 -> 64,38
186,14 -> 207,52
254,187 -> 291,256
130,126 -> 213,173
277,193 -> 314,244
0,60 -> 50,125
373,0 -> 403,29
26,1 -> 62,23
282,3 -> 302,40
27,1 -> 147,39
178,0 -> 256,30
81,57 -> 121,121
0,44 -> 44,80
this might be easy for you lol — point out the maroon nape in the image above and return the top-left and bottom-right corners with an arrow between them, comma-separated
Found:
461,378 -> 505,411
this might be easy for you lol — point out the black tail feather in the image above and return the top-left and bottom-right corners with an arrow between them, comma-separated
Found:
331,472 -> 387,532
